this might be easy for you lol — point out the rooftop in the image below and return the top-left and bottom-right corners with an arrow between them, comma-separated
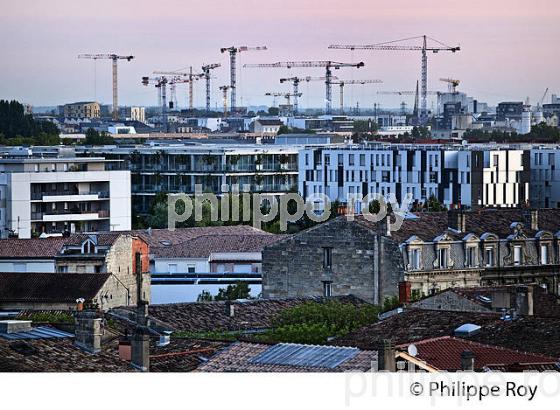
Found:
397,336 -> 559,372
197,341 -> 376,372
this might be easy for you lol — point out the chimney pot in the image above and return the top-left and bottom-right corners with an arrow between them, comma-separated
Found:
448,209 -> 466,232
378,339 -> 396,372
460,350 -> 475,371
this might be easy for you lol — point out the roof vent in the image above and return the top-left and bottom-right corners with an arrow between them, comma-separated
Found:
454,323 -> 481,337
477,295 -> 492,304
0,320 -> 32,334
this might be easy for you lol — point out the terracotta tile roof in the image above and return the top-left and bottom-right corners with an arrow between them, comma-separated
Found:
0,338 -> 130,372
0,232 -> 124,259
397,336 -> 559,371
332,308 -> 560,359
0,332 -> 226,372
0,272 -> 110,303
125,295 -> 367,333
197,341 -> 376,372
152,233 -> 289,258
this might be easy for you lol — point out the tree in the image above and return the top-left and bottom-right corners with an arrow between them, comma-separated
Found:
268,107 -> 279,116
0,100 -> 60,145
85,128 -> 114,145
197,290 -> 213,302
214,282 -> 251,301
425,194 -> 446,211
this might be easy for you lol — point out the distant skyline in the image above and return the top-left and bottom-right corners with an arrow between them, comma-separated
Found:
2,0 -> 559,110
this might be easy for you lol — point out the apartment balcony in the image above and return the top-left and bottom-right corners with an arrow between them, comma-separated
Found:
31,209 -> 110,222
31,191 -> 110,201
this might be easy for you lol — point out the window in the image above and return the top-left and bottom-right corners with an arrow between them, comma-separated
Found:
513,245 -> 522,266
485,247 -> 494,267
438,248 -> 448,269
14,263 -> 26,273
323,247 -> 333,269
349,154 -> 355,166
359,154 -> 365,166
187,264 -> 196,273
541,245 -> 548,265
168,263 -> 177,274
466,247 -> 476,267
322,281 -> 332,297
324,154 -> 330,166
410,248 -> 421,270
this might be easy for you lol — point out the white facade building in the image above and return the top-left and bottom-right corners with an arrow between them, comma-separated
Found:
0,157 -> 131,238
299,144 -> 530,210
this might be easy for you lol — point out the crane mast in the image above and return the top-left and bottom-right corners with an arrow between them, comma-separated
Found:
279,76 -> 330,114
329,35 -> 459,124
220,46 -> 267,113
202,63 -> 221,113
78,53 -> 134,121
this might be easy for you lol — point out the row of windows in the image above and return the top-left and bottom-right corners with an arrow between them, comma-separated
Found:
408,244 -> 552,271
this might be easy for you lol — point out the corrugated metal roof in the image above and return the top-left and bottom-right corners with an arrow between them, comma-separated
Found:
0,326 -> 74,340
250,343 -> 359,369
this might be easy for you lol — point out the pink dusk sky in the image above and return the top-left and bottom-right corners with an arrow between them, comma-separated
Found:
1,0 -> 559,109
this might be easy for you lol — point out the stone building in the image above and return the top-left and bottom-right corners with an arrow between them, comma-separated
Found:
262,216 -> 404,304
392,209 -> 560,298
0,232 -> 150,310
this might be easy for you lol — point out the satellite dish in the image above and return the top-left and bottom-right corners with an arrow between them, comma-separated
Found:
407,344 -> 418,357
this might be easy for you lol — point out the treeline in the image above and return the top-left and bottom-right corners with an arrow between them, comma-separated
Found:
0,100 -> 60,145
464,123 -> 560,143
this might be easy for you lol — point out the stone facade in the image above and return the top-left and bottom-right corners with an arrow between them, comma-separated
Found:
262,217 -> 404,304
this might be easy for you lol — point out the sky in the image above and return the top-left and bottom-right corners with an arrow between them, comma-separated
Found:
1,0 -> 560,110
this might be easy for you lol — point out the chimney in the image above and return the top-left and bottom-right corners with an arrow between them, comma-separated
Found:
515,286 -> 534,316
398,281 -> 411,304
460,350 -> 475,371
447,209 -> 466,232
523,209 -> 539,231
74,310 -> 103,354
119,330 -> 132,361
131,251 -> 150,371
225,301 -> 235,317
377,339 -> 396,372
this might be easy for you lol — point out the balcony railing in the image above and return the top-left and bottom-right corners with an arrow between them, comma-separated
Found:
31,191 -> 109,200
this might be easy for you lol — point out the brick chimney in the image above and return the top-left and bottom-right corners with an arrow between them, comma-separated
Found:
523,209 -> 539,231
447,209 -> 466,232
460,350 -> 475,371
377,339 -> 396,372
131,251 -> 150,371
398,282 -> 411,304
74,310 -> 102,354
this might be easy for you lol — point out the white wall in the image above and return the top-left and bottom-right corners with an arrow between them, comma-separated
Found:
0,260 -> 55,273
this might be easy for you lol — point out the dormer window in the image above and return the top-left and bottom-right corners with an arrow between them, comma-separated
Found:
485,247 -> 494,267
409,248 -> 421,270
513,245 -> 522,266
466,247 -> 476,267
540,245 -> 549,265
82,239 -> 97,254
438,248 -> 448,269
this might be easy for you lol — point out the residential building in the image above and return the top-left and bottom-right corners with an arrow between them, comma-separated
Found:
62,101 -> 101,119
262,216 -> 404,304
496,102 -> 524,121
530,146 -> 560,208
76,143 -> 298,214
394,209 -> 560,297
0,156 -> 131,238
252,118 -> 283,134
299,144 -> 530,210
121,106 -> 146,123
0,232 -> 150,310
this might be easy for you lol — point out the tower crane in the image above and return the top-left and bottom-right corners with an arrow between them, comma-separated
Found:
264,92 -> 302,111
201,63 -> 221,113
153,68 -> 205,110
329,35 -> 460,124
244,61 -> 365,115
78,53 -> 134,121
219,85 -> 232,117
220,46 -> 267,113
439,77 -> 460,93
331,79 -> 383,114
279,76 -> 331,115
141,76 -> 169,131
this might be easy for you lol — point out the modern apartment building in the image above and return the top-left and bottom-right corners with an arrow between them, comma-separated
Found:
76,143 -> 299,213
62,101 -> 101,119
0,155 -> 131,238
530,146 -> 560,208
299,144 -> 530,209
